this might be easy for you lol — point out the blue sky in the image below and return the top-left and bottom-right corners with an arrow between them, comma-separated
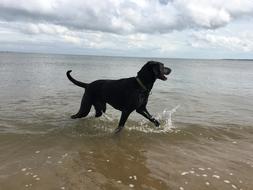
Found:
0,0 -> 253,59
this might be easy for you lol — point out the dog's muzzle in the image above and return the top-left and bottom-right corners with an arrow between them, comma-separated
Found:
160,67 -> 171,80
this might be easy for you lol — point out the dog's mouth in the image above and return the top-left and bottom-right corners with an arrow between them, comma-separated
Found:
160,67 -> 171,81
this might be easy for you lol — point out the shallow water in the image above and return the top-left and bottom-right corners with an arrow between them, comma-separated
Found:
0,52 -> 253,190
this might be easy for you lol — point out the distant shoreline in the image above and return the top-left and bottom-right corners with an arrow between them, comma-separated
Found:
0,51 -> 252,61
222,59 -> 253,61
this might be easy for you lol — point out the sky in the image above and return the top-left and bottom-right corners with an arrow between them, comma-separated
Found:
0,0 -> 253,59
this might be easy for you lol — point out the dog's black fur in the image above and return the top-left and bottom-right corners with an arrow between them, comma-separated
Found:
66,61 -> 171,133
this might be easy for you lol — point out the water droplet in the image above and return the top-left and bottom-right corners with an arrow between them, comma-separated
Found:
212,175 -> 220,179
181,172 -> 189,176
129,184 -> 134,188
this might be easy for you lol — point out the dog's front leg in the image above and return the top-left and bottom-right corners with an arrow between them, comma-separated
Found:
114,111 -> 131,134
136,107 -> 160,127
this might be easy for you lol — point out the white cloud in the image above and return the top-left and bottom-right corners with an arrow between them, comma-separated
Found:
0,0 -> 253,34
191,30 -> 253,52
62,35 -> 81,45
23,23 -> 68,35
174,0 -> 253,29
0,0 -> 253,58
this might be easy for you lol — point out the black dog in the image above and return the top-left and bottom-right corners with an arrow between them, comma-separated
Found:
66,61 -> 171,133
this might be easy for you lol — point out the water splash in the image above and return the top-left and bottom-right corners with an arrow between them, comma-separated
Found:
102,113 -> 113,122
160,104 -> 180,132
129,105 -> 181,133
95,105 -> 181,134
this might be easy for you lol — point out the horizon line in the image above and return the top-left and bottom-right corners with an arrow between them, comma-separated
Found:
0,50 -> 252,61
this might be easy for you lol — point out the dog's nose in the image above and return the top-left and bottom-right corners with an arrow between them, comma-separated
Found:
164,67 -> 171,75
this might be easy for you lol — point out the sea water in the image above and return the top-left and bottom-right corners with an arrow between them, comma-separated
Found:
0,52 -> 253,190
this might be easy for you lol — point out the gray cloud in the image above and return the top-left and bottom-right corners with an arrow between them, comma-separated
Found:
159,0 -> 172,5
0,0 -> 253,35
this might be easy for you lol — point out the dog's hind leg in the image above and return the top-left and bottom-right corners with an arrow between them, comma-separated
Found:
94,102 -> 106,117
114,111 -> 131,134
94,108 -> 103,118
71,93 -> 92,119
102,103 -> 106,113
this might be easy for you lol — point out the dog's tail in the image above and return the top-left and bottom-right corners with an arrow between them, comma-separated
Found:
66,70 -> 88,88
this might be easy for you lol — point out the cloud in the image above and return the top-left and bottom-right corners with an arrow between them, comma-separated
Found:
191,30 -> 253,52
0,0 -> 253,59
0,0 -> 253,34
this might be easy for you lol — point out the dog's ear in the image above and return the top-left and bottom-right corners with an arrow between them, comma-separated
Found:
152,64 -> 160,77
146,61 -> 159,76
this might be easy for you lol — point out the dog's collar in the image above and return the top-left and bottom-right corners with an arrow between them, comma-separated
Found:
136,77 -> 148,91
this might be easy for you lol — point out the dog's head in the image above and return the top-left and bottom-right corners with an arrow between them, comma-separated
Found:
138,61 -> 171,81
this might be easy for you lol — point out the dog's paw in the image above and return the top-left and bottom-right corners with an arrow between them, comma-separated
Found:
114,126 -> 124,134
152,119 -> 160,127
71,114 -> 79,119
